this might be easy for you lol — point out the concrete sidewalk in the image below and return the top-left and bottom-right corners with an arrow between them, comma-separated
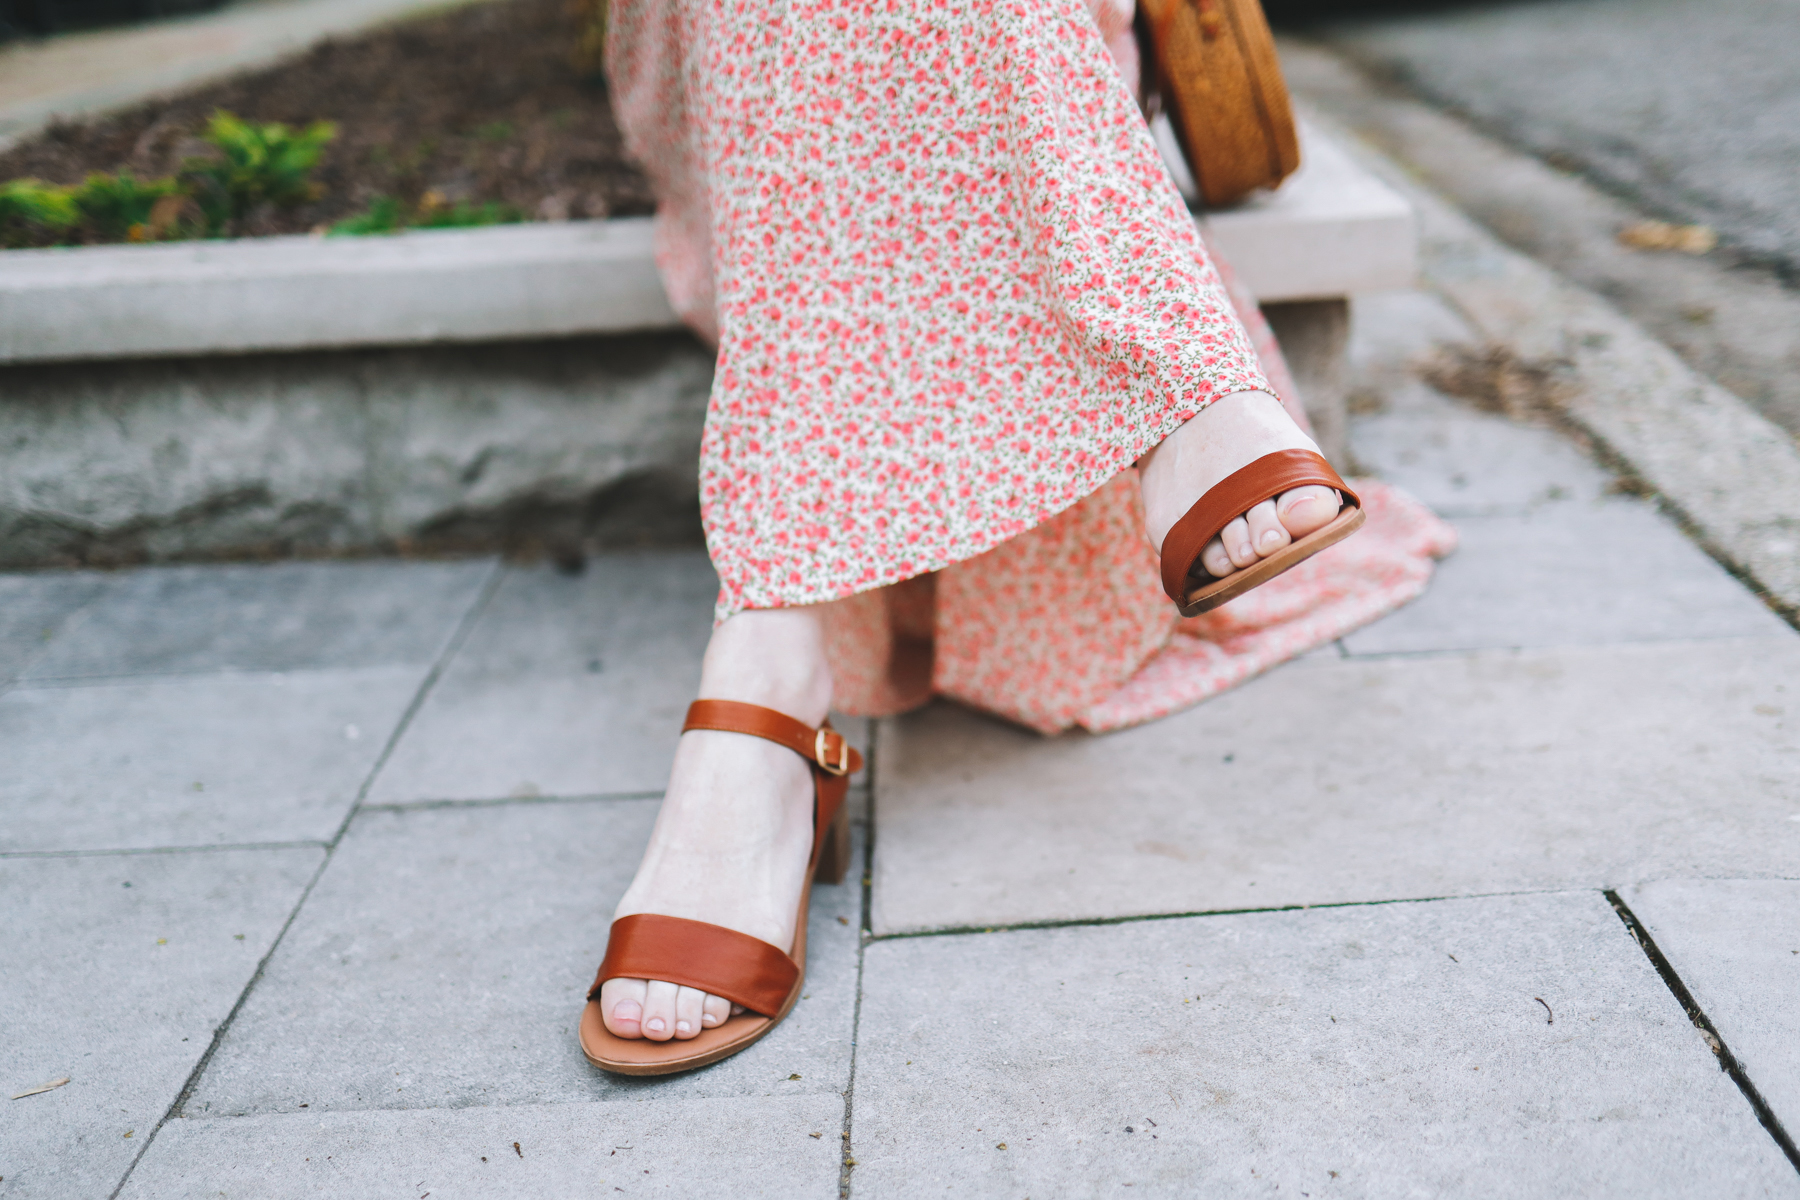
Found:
4,285 -> 1799,1197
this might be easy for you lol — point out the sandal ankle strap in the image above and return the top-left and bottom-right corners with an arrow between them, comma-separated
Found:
683,699 -> 864,778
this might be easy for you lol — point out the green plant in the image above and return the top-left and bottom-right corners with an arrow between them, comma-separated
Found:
183,110 -> 336,232
72,171 -> 184,242
414,198 -> 523,229
328,192 -> 524,236
328,194 -> 407,235
0,178 -> 79,248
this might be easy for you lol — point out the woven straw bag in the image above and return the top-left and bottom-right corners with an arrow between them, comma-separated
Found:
1136,0 -> 1300,207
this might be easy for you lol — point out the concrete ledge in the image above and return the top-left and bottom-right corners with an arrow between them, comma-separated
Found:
0,121 -> 1414,364
1198,122 -> 1417,303
0,218 -> 676,364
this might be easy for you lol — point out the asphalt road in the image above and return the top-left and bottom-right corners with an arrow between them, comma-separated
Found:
1275,0 -> 1800,280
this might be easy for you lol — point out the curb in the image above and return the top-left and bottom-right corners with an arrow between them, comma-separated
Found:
0,218 -> 675,363
1290,102 -> 1800,622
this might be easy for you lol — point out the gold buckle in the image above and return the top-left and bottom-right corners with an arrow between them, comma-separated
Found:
814,728 -> 851,776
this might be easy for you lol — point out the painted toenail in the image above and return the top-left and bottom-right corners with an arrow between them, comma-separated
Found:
676,1021 -> 692,1033
646,1018 -> 666,1033
702,1014 -> 719,1025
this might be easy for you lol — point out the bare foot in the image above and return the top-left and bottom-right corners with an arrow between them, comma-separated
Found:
1139,391 -> 1342,579
597,606 -> 831,1041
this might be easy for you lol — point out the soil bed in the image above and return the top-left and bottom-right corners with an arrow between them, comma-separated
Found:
0,0 -> 655,241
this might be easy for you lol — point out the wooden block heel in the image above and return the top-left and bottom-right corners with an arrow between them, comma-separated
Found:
815,800 -> 852,886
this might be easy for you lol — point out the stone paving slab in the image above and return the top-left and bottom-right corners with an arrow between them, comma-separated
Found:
1341,500 -> 1788,655
872,637 -> 1800,934
1350,405 -> 1614,514
1624,878 -> 1800,1136
851,891 -> 1799,1199
369,554 -> 870,805
1346,289 -> 1478,395
23,559 -> 493,681
190,800 -> 865,1114
1,667 -> 423,852
0,848 -> 321,1200
120,1094 -> 845,1200
0,570 -> 113,685
368,555 -> 714,803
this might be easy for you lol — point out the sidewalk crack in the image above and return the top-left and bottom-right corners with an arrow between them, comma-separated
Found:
1604,889 -> 1800,1175
838,720 -> 878,1199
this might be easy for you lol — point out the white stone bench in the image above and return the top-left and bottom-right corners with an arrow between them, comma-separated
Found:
0,120 -> 1413,563
1181,119 -> 1416,464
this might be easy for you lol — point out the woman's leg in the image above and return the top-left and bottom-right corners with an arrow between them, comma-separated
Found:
597,606 -> 832,1040
599,391 -> 1329,1042
1139,391 -> 1342,576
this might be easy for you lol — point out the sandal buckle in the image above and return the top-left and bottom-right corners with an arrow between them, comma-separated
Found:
814,728 -> 851,776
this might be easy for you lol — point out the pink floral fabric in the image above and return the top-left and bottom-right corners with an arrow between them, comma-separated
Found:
607,0 -> 1272,620
608,0 -> 1456,734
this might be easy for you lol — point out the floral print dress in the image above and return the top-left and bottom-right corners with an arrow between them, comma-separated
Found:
606,0 -> 1455,734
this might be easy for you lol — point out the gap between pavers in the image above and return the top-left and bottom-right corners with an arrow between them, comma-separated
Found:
1624,879 -> 1800,1144
848,891 -> 1800,1199
0,847 -> 322,1200
118,1094 -> 845,1199
185,801 -> 866,1115
871,636 -> 1800,936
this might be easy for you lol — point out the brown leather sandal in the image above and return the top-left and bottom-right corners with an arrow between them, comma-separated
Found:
1160,448 -> 1364,617
578,699 -> 863,1077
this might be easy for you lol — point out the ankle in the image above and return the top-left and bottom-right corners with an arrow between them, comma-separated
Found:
696,606 -> 833,725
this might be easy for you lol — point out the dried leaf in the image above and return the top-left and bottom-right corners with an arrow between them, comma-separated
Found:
1618,220 -> 1717,254
10,1077 -> 70,1100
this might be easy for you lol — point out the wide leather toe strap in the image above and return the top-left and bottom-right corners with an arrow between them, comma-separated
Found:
1159,448 -> 1360,603
588,913 -> 798,1016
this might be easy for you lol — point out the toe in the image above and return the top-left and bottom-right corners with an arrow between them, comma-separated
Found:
701,993 -> 732,1029
1200,536 -> 1234,579
1276,485 -> 1341,540
640,980 -> 680,1041
1221,516 -> 1258,570
600,977 -> 647,1039
674,985 -> 706,1040
1244,498 -> 1290,559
